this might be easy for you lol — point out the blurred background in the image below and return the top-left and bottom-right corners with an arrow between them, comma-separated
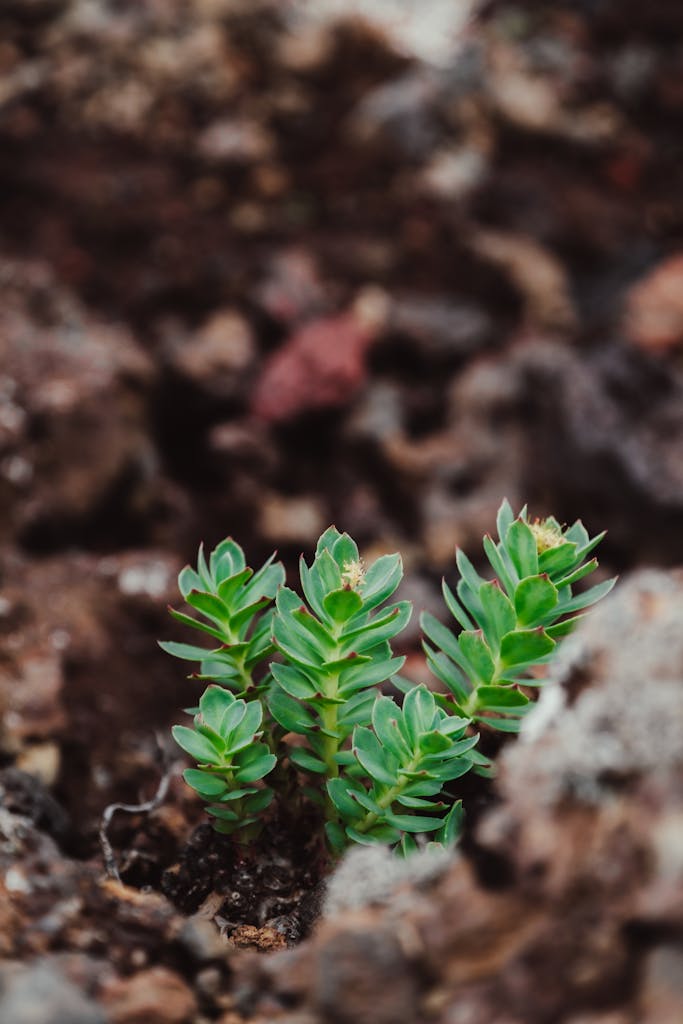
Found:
0,0 -> 682,841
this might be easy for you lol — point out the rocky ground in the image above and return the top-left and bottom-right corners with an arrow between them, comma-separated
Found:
0,0 -> 682,1021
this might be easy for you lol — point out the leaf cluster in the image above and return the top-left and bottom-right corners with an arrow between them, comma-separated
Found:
422,500 -> 615,733
172,685 -> 275,837
268,527 -> 409,782
325,687 -> 473,854
160,539 -> 284,698
162,502 -> 614,852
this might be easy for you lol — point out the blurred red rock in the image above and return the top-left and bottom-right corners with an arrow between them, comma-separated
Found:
251,291 -> 387,423
625,253 -> 683,352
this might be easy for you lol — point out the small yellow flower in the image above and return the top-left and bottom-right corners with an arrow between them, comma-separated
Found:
530,518 -> 565,554
341,559 -> 366,591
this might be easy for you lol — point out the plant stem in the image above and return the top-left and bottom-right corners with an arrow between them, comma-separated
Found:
354,756 -> 419,834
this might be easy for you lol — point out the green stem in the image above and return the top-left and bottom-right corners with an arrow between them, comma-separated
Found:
354,756 -> 419,834
321,628 -> 344,820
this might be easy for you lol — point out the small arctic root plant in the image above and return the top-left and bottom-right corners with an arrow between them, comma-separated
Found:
163,500 -> 614,854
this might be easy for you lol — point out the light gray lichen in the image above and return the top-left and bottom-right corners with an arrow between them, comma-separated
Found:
323,842 -> 454,917
504,569 -> 683,805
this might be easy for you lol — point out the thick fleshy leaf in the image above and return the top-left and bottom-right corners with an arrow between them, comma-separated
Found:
338,655 -> 405,695
206,804 -> 239,821
211,538 -> 246,579
199,686 -> 241,734
538,542 -> 578,578
215,567 -> 252,606
553,577 -> 616,615
477,716 -> 523,733
312,548 -> 343,595
268,689 -> 317,735
419,730 -> 452,755
436,800 -> 464,846
291,607 -> 336,653
323,588 -> 364,623
289,747 -> 327,774
186,589 -> 231,626
505,520 -> 539,577
234,751 -> 276,783
401,686 -> 437,746
299,556 -> 326,619
325,821 -> 347,854
482,535 -> 516,596
244,788 -> 274,814
340,601 -> 412,650
383,811 -> 443,833
315,526 -> 342,558
496,499 -> 515,542
425,648 -> 470,704
337,689 -> 376,730
358,554 -> 403,611
178,566 -> 202,599
514,575 -> 558,626
372,696 -> 411,760
545,614 -> 585,639
172,725 -> 221,763
500,628 -> 555,667
327,777 -> 364,818
183,769 -> 228,798
229,598 -> 271,636
441,579 -> 474,631
352,726 -> 397,786
479,581 -> 516,646
167,608 -> 227,643
458,631 -> 495,685
270,662 -> 318,699
331,533 -> 360,570
421,612 -> 471,670
345,824 -> 402,846
555,559 -> 598,590
159,640 -> 214,662
476,686 -> 530,713
229,699 -> 263,751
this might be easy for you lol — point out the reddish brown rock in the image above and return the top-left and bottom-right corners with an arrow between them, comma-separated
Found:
624,253 -> 683,351
100,966 -> 197,1024
251,294 -> 386,423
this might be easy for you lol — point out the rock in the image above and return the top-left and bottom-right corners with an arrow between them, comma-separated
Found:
349,69 -> 442,159
513,338 -> 683,559
639,946 -> 683,1024
0,960 -> 105,1024
0,259 -> 156,550
169,310 -> 256,397
389,296 -> 493,357
251,306 -> 380,423
259,493 -> 327,546
177,915 -> 228,962
197,119 -> 274,164
624,253 -> 683,351
100,966 -> 197,1024
323,844 -> 453,917
314,922 -> 420,1024
472,231 -> 576,331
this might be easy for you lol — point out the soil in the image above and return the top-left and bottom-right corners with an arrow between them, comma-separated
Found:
1,0 -> 683,1021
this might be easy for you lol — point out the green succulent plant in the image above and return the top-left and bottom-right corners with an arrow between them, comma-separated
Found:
160,538 -> 284,700
162,501 -> 615,853
267,527 -> 410,818
324,687 -> 474,854
172,685 -> 276,838
421,500 -> 615,734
